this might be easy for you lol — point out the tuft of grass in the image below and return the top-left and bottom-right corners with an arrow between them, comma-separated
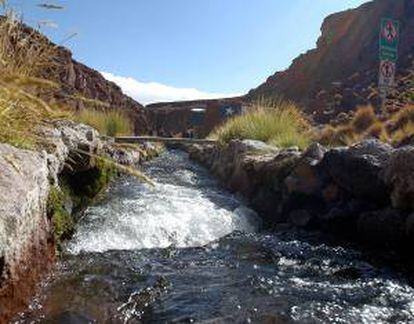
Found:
75,109 -> 133,137
391,104 -> 414,131
317,106 -> 387,146
0,5 -> 63,148
210,99 -> 312,150
367,121 -> 389,142
391,121 -> 414,146
351,105 -> 377,134
0,10 -> 58,78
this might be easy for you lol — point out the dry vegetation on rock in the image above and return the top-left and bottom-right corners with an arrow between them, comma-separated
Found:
76,109 -> 133,137
316,104 -> 414,147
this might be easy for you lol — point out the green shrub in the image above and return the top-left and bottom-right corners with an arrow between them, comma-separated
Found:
76,109 -> 133,137
210,99 -> 312,150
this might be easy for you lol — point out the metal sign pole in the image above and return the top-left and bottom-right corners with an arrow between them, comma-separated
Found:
379,18 -> 400,113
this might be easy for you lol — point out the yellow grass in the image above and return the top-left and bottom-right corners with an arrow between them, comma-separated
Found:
0,5 -> 62,148
351,105 -> 377,134
76,109 -> 133,137
210,99 -> 312,149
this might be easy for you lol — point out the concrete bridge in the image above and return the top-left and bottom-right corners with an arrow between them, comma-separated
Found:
114,136 -> 217,145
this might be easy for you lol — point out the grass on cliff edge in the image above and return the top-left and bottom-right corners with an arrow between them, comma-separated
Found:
210,100 -> 312,149
0,6 -> 67,148
75,109 -> 133,137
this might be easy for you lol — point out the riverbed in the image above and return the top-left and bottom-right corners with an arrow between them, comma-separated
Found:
17,150 -> 414,323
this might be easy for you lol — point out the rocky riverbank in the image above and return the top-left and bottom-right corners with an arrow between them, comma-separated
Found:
0,121 -> 160,322
188,139 -> 414,259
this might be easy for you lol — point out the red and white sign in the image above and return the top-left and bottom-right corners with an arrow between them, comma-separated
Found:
380,60 -> 395,80
378,60 -> 396,99
382,20 -> 398,43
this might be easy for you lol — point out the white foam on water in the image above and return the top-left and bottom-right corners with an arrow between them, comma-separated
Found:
67,176 -> 260,254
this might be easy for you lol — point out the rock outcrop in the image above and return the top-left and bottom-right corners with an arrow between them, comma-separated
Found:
188,139 -> 414,254
0,145 -> 54,322
247,0 -> 414,123
12,18 -> 149,134
52,50 -> 149,133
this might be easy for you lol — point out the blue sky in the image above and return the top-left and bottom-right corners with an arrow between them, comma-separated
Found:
12,0 -> 368,104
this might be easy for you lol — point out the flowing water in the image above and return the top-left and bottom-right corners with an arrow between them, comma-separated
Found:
17,151 -> 414,323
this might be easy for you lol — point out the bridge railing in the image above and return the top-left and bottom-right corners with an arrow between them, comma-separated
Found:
113,136 -> 217,145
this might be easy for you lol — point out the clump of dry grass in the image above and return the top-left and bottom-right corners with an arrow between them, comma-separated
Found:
351,105 -> 377,134
210,99 -> 312,150
76,109 -> 133,137
0,11 -> 58,78
316,105 -> 385,146
391,104 -> 414,131
0,4 -> 63,148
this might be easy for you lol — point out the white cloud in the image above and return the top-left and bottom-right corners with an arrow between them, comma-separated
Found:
100,72 -> 241,106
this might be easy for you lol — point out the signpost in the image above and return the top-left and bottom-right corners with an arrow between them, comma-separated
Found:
379,18 -> 400,104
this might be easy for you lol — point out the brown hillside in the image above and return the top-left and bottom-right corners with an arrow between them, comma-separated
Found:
247,0 -> 414,123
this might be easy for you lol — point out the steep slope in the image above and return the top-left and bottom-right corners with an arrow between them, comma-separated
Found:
53,48 -> 149,133
12,19 -> 149,133
247,0 -> 414,123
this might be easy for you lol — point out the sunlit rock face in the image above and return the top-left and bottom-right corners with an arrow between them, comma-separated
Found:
248,0 -> 414,123
0,144 -> 53,323
0,121 -> 105,322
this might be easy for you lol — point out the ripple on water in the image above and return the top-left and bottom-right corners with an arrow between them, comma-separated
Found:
16,151 -> 414,324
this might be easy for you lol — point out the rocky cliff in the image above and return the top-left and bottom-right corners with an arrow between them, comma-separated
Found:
13,19 -> 149,134
247,0 -> 414,123
52,48 -> 149,133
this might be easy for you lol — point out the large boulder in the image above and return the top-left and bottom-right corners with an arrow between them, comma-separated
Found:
320,140 -> 393,203
39,120 -> 102,187
383,146 -> 414,210
0,144 -> 54,322
285,143 -> 327,196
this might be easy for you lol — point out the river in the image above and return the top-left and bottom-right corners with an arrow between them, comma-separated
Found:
16,150 -> 414,323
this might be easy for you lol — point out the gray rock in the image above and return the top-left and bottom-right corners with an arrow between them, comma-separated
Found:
284,144 -> 326,196
302,142 -> 327,164
0,121 -> 108,319
103,143 -> 142,166
230,140 -> 278,153
383,146 -> 414,210
0,144 -> 52,312
320,140 -> 393,202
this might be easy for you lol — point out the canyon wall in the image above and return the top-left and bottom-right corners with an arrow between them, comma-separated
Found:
247,0 -> 414,122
